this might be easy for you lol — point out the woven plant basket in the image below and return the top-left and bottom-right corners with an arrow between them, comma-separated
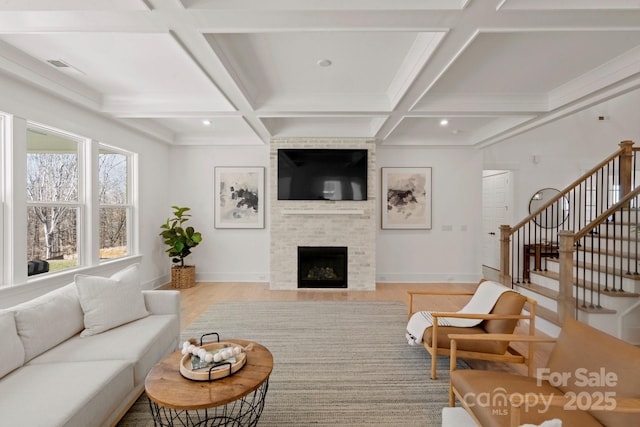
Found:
171,265 -> 196,289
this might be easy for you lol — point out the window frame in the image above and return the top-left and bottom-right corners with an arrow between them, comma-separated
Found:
97,142 -> 135,261
26,123 -> 84,275
20,121 -> 139,282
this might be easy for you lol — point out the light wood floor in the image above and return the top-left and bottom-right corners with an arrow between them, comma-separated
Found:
161,281 -> 554,376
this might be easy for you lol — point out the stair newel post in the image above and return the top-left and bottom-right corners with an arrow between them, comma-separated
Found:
619,140 -> 634,205
500,224 -> 512,287
558,231 -> 576,323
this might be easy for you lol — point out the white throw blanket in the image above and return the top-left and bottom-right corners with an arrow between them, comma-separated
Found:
406,281 -> 511,345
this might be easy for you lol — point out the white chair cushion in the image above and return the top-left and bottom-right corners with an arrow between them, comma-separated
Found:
521,420 -> 563,427
0,310 -> 25,378
11,283 -> 84,362
75,263 -> 149,337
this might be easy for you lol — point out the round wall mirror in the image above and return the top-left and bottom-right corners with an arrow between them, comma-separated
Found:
529,188 -> 569,229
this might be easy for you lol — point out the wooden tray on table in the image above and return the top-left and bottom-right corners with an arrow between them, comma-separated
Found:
179,341 -> 247,381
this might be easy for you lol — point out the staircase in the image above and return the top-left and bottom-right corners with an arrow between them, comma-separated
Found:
500,141 -> 640,344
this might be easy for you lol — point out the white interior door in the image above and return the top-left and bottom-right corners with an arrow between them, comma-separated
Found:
482,171 -> 513,270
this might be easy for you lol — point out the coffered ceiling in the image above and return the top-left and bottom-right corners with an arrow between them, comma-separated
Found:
1,0 -> 639,147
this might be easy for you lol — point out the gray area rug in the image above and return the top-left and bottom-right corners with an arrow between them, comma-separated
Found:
117,301 -> 467,426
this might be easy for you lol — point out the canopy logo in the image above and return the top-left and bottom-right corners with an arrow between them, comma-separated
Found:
461,368 -> 618,415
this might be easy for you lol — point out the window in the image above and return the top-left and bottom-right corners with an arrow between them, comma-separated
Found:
99,145 -> 131,259
22,121 -> 137,280
26,125 -> 81,274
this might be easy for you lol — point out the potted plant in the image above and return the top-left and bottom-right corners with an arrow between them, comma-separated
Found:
160,206 -> 203,288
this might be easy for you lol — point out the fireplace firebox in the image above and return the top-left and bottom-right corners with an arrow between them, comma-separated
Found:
297,246 -> 347,288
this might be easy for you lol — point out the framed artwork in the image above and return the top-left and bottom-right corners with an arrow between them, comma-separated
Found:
381,167 -> 432,229
214,167 -> 265,229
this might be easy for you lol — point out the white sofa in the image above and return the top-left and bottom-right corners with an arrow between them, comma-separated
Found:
0,265 -> 180,427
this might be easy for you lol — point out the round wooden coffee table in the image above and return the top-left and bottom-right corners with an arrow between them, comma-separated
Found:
145,339 -> 273,426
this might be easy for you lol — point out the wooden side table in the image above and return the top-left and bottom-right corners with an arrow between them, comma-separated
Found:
523,242 -> 559,282
145,339 -> 273,426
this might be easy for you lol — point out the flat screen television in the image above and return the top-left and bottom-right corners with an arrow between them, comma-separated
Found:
277,149 -> 368,201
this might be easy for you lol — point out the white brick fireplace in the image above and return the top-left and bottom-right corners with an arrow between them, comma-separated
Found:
269,138 -> 376,290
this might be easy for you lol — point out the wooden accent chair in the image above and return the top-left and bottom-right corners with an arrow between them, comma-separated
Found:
448,318 -> 640,427
407,281 -> 537,380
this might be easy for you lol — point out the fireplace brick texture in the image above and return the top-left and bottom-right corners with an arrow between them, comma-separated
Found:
270,138 -> 376,290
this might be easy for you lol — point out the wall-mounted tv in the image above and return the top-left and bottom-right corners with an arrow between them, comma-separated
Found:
277,149 -> 368,201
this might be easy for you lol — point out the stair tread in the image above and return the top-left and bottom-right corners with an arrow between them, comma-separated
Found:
577,246 -> 639,259
546,258 -> 640,281
532,270 -> 640,296
518,279 -> 618,314
572,299 -> 616,314
533,305 -> 561,326
517,282 -> 557,299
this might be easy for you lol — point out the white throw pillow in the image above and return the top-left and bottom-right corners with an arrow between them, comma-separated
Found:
520,419 -> 562,427
0,310 -> 25,378
75,263 -> 149,337
12,284 -> 84,362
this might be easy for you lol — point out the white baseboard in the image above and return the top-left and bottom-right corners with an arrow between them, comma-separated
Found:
376,273 -> 482,283
160,272 -> 483,285
196,272 -> 270,283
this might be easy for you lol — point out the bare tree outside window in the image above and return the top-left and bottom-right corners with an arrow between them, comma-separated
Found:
99,148 -> 129,259
26,128 -> 132,274
26,129 -> 79,272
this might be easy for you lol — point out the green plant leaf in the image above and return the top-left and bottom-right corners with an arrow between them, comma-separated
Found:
160,206 -> 202,263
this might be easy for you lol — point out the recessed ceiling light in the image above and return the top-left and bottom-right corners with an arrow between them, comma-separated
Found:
317,59 -> 332,67
202,119 -> 211,126
439,119 -> 449,126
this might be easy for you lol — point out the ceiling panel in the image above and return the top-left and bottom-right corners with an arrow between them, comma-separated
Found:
384,116 -> 533,146
422,31 -> 640,96
260,116 -> 388,138
0,32 -> 234,111
498,0 -> 640,11
0,2 -> 639,146
157,117 -> 263,145
181,0 -> 468,11
207,31 -> 442,111
0,0 -> 149,11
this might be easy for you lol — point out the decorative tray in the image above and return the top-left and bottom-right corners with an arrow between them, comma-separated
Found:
179,340 -> 248,382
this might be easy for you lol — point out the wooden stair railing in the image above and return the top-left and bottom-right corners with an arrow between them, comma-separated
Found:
499,140 -> 638,322
555,186 -> 640,322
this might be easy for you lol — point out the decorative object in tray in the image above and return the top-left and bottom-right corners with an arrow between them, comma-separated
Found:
179,332 -> 253,381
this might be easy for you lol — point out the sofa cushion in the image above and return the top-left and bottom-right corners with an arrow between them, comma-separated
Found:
451,370 -> 603,427
75,263 -> 149,337
30,314 -> 179,386
0,360 -> 132,427
11,283 -> 84,362
546,318 -> 640,426
0,311 -> 25,378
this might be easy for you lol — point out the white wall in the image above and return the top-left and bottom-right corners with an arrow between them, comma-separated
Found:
482,88 -> 640,223
169,143 -> 485,284
166,145 -> 271,282
376,146 -> 484,283
0,73 -> 171,306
